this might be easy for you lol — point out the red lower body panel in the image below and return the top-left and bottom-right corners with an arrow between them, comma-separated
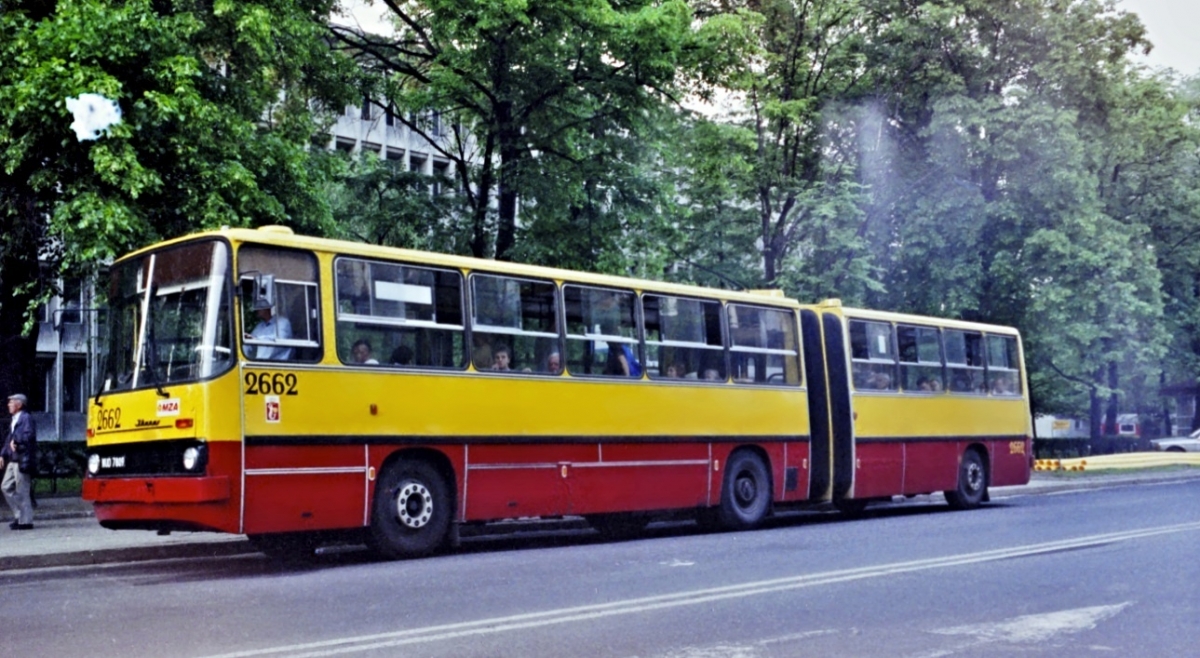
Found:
84,442 -> 241,533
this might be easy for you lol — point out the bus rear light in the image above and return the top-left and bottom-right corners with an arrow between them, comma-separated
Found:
86,428 -> 95,438
176,418 -> 194,430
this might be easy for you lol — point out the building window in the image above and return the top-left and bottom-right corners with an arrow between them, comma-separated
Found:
61,278 -> 84,325
63,356 -> 87,413
432,160 -> 450,195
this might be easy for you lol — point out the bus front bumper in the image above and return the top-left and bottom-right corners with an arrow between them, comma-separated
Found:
82,476 -> 231,504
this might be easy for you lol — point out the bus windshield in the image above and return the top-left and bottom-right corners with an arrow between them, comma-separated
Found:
97,240 -> 234,394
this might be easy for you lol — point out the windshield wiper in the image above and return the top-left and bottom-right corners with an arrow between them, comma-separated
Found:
143,290 -> 171,399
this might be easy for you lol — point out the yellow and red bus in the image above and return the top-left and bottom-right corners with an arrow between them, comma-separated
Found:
83,227 -> 1031,558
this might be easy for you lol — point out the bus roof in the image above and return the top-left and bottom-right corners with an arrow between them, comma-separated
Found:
823,301 -> 1022,336
121,226 -> 803,308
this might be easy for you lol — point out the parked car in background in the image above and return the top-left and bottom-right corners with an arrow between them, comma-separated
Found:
1150,428 -> 1200,452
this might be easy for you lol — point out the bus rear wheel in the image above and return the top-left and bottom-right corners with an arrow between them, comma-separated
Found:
368,459 -> 452,559
718,451 -> 772,530
945,448 -> 988,510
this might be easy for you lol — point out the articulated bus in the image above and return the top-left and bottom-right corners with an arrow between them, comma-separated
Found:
83,227 -> 1032,559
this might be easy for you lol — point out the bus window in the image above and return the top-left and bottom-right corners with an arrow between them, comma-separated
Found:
849,319 -> 896,391
563,285 -> 641,377
335,258 -> 465,369
239,246 -> 321,362
986,334 -> 1022,396
644,295 -> 722,380
471,274 -> 558,373
728,305 -> 800,385
944,329 -> 985,393
897,324 -> 943,393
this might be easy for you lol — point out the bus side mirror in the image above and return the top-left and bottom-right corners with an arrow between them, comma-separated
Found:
253,273 -> 275,309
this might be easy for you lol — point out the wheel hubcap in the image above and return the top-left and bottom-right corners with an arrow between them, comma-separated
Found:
394,481 -> 434,529
965,461 -> 983,493
734,473 -> 758,508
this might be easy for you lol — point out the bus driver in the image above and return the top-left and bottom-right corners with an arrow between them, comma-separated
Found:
246,299 -> 293,360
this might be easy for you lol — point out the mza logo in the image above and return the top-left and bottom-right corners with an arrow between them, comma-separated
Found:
157,398 -> 181,417
265,395 -> 281,423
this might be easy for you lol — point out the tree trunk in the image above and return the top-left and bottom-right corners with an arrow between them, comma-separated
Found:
1089,384 -> 1103,441
1103,360 -> 1119,436
0,197 -> 43,405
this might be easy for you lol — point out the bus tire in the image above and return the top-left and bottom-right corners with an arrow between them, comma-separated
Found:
368,459 -> 452,559
248,532 -> 320,563
945,448 -> 988,510
718,450 -> 772,530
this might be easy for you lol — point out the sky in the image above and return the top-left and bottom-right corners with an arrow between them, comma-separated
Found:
1120,0 -> 1200,75
334,1 -> 1200,75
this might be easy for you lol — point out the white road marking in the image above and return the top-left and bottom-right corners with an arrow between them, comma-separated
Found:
932,603 -> 1131,643
199,522 -> 1200,658
660,558 -> 696,567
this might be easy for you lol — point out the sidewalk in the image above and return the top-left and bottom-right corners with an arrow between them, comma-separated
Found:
3,468 -> 1198,572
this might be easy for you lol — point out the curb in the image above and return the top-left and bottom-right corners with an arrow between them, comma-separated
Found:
0,540 -> 257,572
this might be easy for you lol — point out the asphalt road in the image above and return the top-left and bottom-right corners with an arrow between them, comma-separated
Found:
3,478 -> 1198,658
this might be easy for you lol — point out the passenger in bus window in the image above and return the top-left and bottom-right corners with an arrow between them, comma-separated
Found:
606,342 -> 642,377
666,362 -> 686,378
352,339 -> 379,365
917,376 -> 934,392
870,369 -> 893,391
246,299 -> 293,360
703,368 -> 722,381
544,351 -> 562,375
991,375 -> 1014,396
389,345 -> 414,366
472,334 -> 493,371
492,344 -> 512,371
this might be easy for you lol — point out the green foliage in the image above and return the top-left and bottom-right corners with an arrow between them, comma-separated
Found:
325,153 -> 464,252
0,0 -> 354,276
334,0 -> 725,261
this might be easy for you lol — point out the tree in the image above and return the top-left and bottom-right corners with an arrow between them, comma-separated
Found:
0,0 -> 352,399
849,0 -> 1169,427
325,153 -> 462,252
331,0 -> 734,261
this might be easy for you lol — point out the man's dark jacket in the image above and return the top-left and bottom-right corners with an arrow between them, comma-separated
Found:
6,412 -> 38,475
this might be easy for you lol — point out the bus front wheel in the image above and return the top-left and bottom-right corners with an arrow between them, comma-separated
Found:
945,448 -> 988,510
368,459 -> 452,559
718,451 -> 772,530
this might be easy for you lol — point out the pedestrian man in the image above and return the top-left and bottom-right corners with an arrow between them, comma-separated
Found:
1,393 -> 37,530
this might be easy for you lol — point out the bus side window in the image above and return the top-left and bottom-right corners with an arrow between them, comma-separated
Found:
728,304 -> 800,385
470,274 -> 559,374
644,295 -> 723,382
239,246 -> 322,362
334,258 -> 466,370
849,319 -> 896,391
897,324 -> 943,393
563,285 -> 641,378
986,334 -> 1022,395
945,329 -> 985,393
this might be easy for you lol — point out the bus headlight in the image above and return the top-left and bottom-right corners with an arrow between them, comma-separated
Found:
87,453 -> 100,475
182,445 -> 204,472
